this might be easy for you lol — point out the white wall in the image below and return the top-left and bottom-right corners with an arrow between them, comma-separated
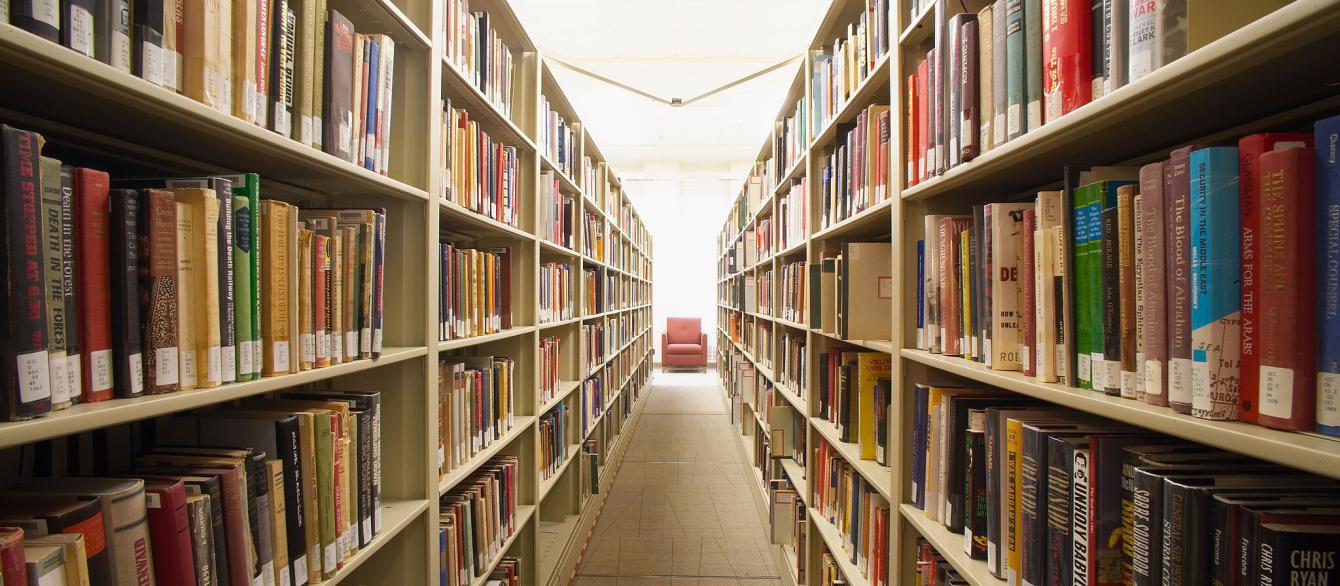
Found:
623,162 -> 751,363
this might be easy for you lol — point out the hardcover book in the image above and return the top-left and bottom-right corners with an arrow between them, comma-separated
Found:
1188,146 -> 1241,421
76,167 -> 114,403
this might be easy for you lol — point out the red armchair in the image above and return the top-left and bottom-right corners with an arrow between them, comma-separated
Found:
662,317 -> 707,369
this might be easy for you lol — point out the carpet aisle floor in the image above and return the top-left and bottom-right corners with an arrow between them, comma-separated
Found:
573,368 -> 783,586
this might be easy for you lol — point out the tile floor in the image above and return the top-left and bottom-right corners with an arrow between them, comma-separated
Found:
574,368 -> 782,586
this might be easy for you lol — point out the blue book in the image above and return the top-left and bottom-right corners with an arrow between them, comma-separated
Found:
1189,146 -> 1241,421
364,38 -> 381,170
1317,115 -> 1340,436
910,383 -> 929,509
917,240 -> 926,349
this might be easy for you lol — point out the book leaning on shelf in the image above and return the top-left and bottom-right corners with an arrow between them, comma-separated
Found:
915,114 -> 1340,436
0,388 -> 381,586
438,241 -> 512,342
8,2 -> 399,173
441,100 -> 522,227
905,382 -> 1340,586
904,0 -> 1290,187
0,125 -> 386,421
438,356 -> 516,479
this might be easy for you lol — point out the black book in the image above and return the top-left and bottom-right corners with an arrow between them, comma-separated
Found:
109,189 -> 143,398
59,164 -> 79,403
93,0 -> 131,72
1021,422 -> 1120,586
874,376 -> 890,466
131,0 -> 163,83
1242,507 -> 1340,585
279,388 -> 383,534
13,0 -> 59,40
1100,204 -> 1121,395
138,471 -> 231,586
965,411 -> 988,560
61,0 -> 95,57
217,185 -> 235,383
1208,494 -> 1340,586
1257,523 -> 1340,586
1047,435 -> 1088,586
942,394 -> 1022,532
984,405 -> 1058,578
0,125 -> 53,420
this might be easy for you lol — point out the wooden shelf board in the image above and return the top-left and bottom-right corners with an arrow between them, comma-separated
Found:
438,415 -> 536,495
899,504 -> 1002,586
809,418 -> 892,500
438,326 -> 536,351
439,199 -> 534,239
539,381 -> 582,415
539,317 -> 580,330
811,198 -> 893,241
776,317 -> 810,331
811,329 -> 894,354
0,346 -> 426,448
539,442 -> 584,501
538,237 -> 581,258
780,457 -> 808,505
323,498 -> 431,586
897,1 -> 937,47
902,349 -> 1340,478
775,152 -> 809,194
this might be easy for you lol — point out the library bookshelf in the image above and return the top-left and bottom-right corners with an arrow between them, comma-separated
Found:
0,0 -> 652,584
717,0 -> 1340,585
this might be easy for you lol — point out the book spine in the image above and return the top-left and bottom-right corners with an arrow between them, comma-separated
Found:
1118,187 -> 1137,398
1257,146 -> 1318,430
294,0 -> 317,145
255,0 -> 270,126
1189,146 -> 1241,421
110,190 -> 145,398
1073,185 -> 1099,389
198,194 -> 222,387
992,0 -> 1008,147
1239,136 -> 1265,423
234,195 -> 255,381
960,18 -> 980,162
1104,0 -> 1126,94
978,5 -> 994,153
1127,0 -> 1156,83
1129,470 -> 1162,586
39,158 -> 70,409
1090,0 -> 1105,98
1100,202 -> 1121,396
59,165 -> 80,404
262,202 -> 292,376
139,189 -> 179,394
1019,429 -> 1043,586
1005,0 -> 1026,140
218,187 -> 236,384
76,168 -> 115,402
1134,194 -> 1146,400
372,211 -> 385,357
1139,162 -> 1168,404
175,199 -> 198,390
1042,0 -> 1092,123
1070,445 -> 1092,585
1318,114 -> 1340,437
1045,439 -> 1074,586
267,459 -> 291,586
0,127 -> 53,420
1024,0 -> 1042,131
1167,147 -> 1195,413
13,0 -> 59,40
311,0 -> 327,150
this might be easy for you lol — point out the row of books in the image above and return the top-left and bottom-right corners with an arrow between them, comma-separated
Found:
755,218 -> 775,262
441,100 -> 522,227
538,336 -> 561,406
813,438 -> 891,586
779,177 -> 808,251
582,268 -> 603,316
915,116 -> 1340,434
809,0 -> 891,136
538,261 -> 572,324
582,210 -> 604,261
580,156 -> 600,197
770,479 -> 807,585
538,400 -> 569,482
582,323 -> 604,373
579,376 -> 604,436
437,357 -> 516,480
9,0 -> 398,172
819,104 -> 891,230
541,99 -> 578,180
774,97 -> 808,182
0,127 -> 388,420
778,260 -> 807,325
778,330 -> 808,399
754,321 -> 775,370
908,383 -> 1340,586
437,243 -> 512,342
905,0 -> 1277,186
579,438 -> 601,498
0,389 -> 383,586
767,395 -> 805,462
443,1 -> 518,117
538,171 -> 575,249
439,456 -> 520,586
818,350 -> 892,465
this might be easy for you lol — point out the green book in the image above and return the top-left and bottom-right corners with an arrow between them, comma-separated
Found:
311,410 -> 336,578
222,173 -> 262,380
1024,0 -> 1042,132
1004,0 -> 1026,140
233,194 -> 255,381
1073,183 -> 1102,389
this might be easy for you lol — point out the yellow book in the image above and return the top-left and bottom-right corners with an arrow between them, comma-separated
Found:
230,0 -> 257,123
1006,417 -> 1025,586
182,0 -> 224,110
961,229 -> 974,360
196,192 -> 222,387
266,459 -> 290,586
299,228 -> 315,371
175,200 -> 199,390
856,352 -> 891,460
292,0 -> 317,144
288,207 -> 301,373
261,201 -> 292,376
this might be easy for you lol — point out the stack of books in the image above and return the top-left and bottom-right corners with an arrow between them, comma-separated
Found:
440,101 -> 521,227
809,0 -> 890,135
438,243 -> 512,342
538,171 -> 575,248
438,357 -> 517,478
813,439 -> 890,586
818,105 -> 891,230
439,456 -> 520,586
538,262 -> 572,324
443,0 -> 518,117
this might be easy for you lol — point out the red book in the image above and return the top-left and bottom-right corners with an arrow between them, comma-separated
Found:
906,73 -> 918,187
1041,0 -> 1092,123
143,479 -> 195,585
1237,132 -> 1312,423
916,58 -> 929,184
1257,146 -> 1318,431
0,527 -> 26,586
1021,209 -> 1037,377
938,216 -> 973,356
75,168 -> 115,403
